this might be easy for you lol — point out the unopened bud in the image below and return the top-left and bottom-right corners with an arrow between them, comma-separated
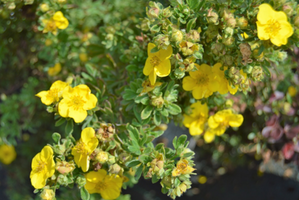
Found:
186,30 -> 200,42
151,96 -> 164,108
211,43 -> 224,56
237,17 -> 248,28
226,17 -> 236,28
222,36 -> 234,46
207,9 -> 219,24
148,7 -> 159,18
172,29 -> 184,42
155,34 -> 170,50
282,3 -> 293,16
40,3 -> 49,12
56,160 -> 75,175
109,163 -> 123,174
40,189 -> 55,200
251,66 -> 264,81
76,175 -> 86,188
96,151 -> 109,164
162,7 -> 172,18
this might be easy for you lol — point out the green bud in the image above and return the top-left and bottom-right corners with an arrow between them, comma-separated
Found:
211,43 -> 224,56
224,27 -> 234,37
174,68 -> 185,79
148,7 -> 159,18
106,33 -> 114,41
228,67 -> 239,78
57,174 -> 69,186
221,55 -> 234,66
207,9 -> 219,24
40,189 -> 55,200
154,34 -> 170,50
251,66 -> 264,81
186,30 -> 200,42
237,17 -> 248,29
96,151 -> 109,164
151,96 -> 164,108
282,3 -> 294,16
277,51 -> 287,61
222,36 -> 235,46
47,106 -> 54,113
226,17 -> 236,28
162,7 -> 172,18
76,175 -> 86,188
140,18 -> 150,32
109,164 -> 123,174
205,24 -> 218,41
172,29 -> 184,42
107,155 -> 116,165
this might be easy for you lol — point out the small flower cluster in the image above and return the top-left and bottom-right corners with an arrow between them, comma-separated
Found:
183,102 -> 243,143
36,80 -> 97,123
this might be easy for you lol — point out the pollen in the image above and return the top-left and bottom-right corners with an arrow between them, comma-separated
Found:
68,95 -> 86,110
150,56 -> 161,66
264,19 -> 281,36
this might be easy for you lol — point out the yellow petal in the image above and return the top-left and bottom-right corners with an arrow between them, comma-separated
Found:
182,76 -> 196,91
228,114 -> 244,127
155,59 -> 171,77
68,108 -> 87,123
257,4 -> 275,25
83,94 -> 97,110
87,169 -> 106,182
204,130 -> 215,143
158,44 -> 173,59
80,155 -> 89,172
228,83 -> 238,95
214,125 -> 227,136
189,120 -> 204,135
40,146 -> 53,160
192,87 -> 205,99
81,127 -> 95,143
31,153 -> 41,169
256,22 -> 270,40
58,99 -> 69,118
30,172 -> 47,189
147,43 -> 156,55
36,91 -> 53,105
143,57 -> 154,76
84,181 -> 97,194
51,80 -> 68,90
149,70 -> 157,86
101,176 -> 123,200
189,64 -> 201,79
208,116 -> 219,129
183,114 -> 195,128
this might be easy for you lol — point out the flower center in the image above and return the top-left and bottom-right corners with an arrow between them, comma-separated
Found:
34,160 -> 47,173
150,56 -> 161,66
196,74 -> 209,86
73,141 -> 88,155
265,19 -> 281,36
68,95 -> 86,110
96,181 -> 107,191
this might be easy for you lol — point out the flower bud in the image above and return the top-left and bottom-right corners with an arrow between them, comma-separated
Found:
228,67 -> 239,78
46,106 -> 54,113
107,155 -> 116,165
211,43 -> 224,56
79,53 -> 88,62
148,7 -> 159,18
186,30 -> 200,42
140,18 -> 150,32
207,9 -> 219,24
221,55 -> 234,66
109,163 -> 123,174
277,51 -> 287,61
162,7 -> 172,18
174,68 -> 185,79
96,151 -> 109,164
288,86 -> 297,97
76,175 -> 86,188
222,36 -> 234,46
179,41 -> 199,56
282,3 -> 293,16
155,34 -> 170,50
40,189 -> 55,200
151,96 -> 164,108
172,29 -> 184,42
226,17 -> 236,28
237,17 -> 248,28
56,160 -> 75,175
40,3 -> 49,12
205,25 -> 219,42
57,174 -> 69,186
251,66 -> 264,81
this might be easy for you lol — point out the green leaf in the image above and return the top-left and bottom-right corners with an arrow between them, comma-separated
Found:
128,126 -> 139,143
261,65 -> 271,77
141,105 -> 153,119
135,164 -> 143,181
187,0 -> 201,10
172,136 -> 178,149
52,132 -> 61,143
55,117 -> 66,127
81,72 -> 93,81
80,187 -> 90,200
85,64 -> 97,77
186,18 -> 197,33
126,64 -> 137,72
167,103 -> 181,115
153,112 -> 161,126
177,135 -> 187,147
87,44 -> 105,57
155,143 -> 164,151
126,160 -> 141,167
150,46 -> 160,54
123,89 -> 137,100
65,120 -> 74,135
150,25 -> 161,33
152,174 -> 160,184
128,145 -> 141,155
160,109 -> 169,117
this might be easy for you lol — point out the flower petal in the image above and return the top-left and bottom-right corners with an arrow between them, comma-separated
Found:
256,22 -> 270,40
204,130 -> 215,143
81,127 -> 96,144
68,108 -> 88,123
182,76 -> 196,91
257,4 -> 275,25
189,120 -> 204,135
155,59 -> 171,77
158,45 -> 173,59
192,87 -> 205,99
183,114 -> 195,128
143,58 -> 154,76
228,114 -> 244,127
58,99 -> 69,118
41,146 -> 53,161
149,70 -> 157,86
83,94 -> 97,110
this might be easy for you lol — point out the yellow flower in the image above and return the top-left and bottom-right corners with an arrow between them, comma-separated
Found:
71,127 -> 98,172
42,11 -> 69,35
48,63 -> 62,76
143,43 -> 173,85
241,32 -> 249,39
0,144 -> 16,165
256,3 -> 293,46
288,86 -> 297,97
40,189 -> 55,200
172,159 -> 195,177
182,63 -> 217,99
36,80 -> 70,105
203,128 -> 215,143
140,80 -> 162,95
58,84 -> 97,123
84,169 -> 123,199
208,109 -> 243,136
30,146 -> 55,189
56,160 -> 75,175
183,102 -> 208,136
